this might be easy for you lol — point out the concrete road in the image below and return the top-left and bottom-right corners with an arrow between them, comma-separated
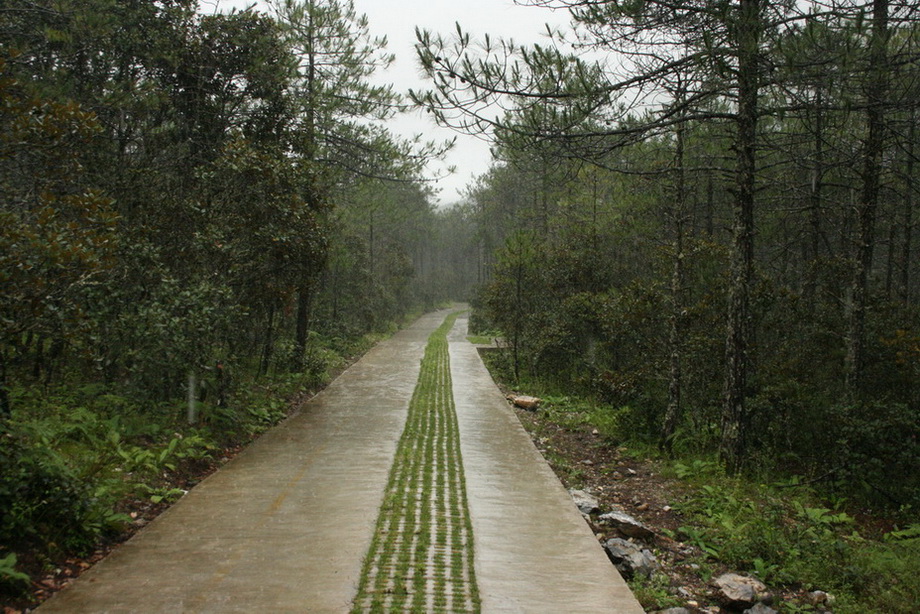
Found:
449,314 -> 643,614
37,309 -> 643,613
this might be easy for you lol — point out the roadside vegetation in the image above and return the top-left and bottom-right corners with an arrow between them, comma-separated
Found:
486,366 -> 920,613
412,1 -> 919,609
0,0 -> 476,607
0,327 -> 401,604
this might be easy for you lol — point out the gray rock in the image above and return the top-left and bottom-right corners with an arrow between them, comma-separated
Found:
603,538 -> 658,579
655,609 -> 691,614
743,605 -> 778,614
714,573 -> 767,610
598,507 -> 654,539
569,489 -> 600,514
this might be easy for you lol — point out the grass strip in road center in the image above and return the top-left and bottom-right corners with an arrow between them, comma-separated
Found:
351,312 -> 480,614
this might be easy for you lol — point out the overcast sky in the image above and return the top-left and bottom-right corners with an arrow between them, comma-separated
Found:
210,0 -> 572,205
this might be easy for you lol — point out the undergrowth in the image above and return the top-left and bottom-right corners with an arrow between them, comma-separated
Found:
666,460 -> 920,613
479,348 -> 920,614
0,328 -> 393,606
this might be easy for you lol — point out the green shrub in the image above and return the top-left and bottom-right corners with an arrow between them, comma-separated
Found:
671,469 -> 920,613
0,433 -> 101,554
0,553 -> 30,596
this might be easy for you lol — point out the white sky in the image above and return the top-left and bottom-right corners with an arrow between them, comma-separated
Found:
208,0 -> 572,205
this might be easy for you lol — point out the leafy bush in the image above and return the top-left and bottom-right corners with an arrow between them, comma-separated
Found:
0,553 -> 30,596
0,432 -> 103,554
671,470 -> 920,613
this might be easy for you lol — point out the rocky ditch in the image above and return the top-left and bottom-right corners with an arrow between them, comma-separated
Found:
566,486 -> 837,614
506,394 -> 843,614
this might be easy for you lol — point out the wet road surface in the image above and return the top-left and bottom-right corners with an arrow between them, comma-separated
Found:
37,309 -> 642,613
449,314 -> 643,613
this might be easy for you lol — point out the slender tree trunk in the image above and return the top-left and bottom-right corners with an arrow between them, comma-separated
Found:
705,168 -> 715,239
805,91 -> 825,308
32,335 -> 45,380
293,280 -> 315,372
260,303 -> 276,376
886,224 -> 896,298
590,170 -> 599,290
332,259 -> 341,321
662,114 -> 687,454
291,6 -> 320,374
369,210 -> 375,279
846,0 -> 889,390
721,0 -> 761,474
513,248 -> 523,383
901,109 -> 915,302
0,348 -> 11,419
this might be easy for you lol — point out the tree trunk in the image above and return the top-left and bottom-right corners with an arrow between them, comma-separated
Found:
805,91 -> 825,308
293,281 -> 314,372
886,223 -> 896,298
900,108 -> 915,302
661,201 -> 686,453
705,168 -> 715,239
721,0 -> 761,474
32,335 -> 45,380
662,100 -> 687,454
0,348 -> 11,419
260,303 -> 276,376
846,0 -> 889,390
513,252 -> 523,383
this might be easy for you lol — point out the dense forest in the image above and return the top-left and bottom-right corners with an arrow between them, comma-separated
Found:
2,0 -> 919,609
413,3 -> 920,609
0,0 -> 475,595
414,0 -> 919,508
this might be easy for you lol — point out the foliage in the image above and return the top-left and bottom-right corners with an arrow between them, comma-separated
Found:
0,553 -> 30,596
669,466 -> 920,613
627,573 -> 682,612
415,0 -> 920,507
0,426 -> 105,555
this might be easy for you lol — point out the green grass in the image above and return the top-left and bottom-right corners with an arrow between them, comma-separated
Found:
352,312 -> 480,613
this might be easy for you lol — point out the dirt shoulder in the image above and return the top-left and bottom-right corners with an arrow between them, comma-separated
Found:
511,404 -> 824,614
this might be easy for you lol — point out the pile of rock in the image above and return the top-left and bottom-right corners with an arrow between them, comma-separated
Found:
568,489 -> 660,581
567,488 -> 837,614
603,537 -> 658,580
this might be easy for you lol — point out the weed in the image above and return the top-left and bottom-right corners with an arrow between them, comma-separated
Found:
671,458 -> 723,481
628,573 -> 682,611
0,553 -> 30,595
667,460 -> 920,613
